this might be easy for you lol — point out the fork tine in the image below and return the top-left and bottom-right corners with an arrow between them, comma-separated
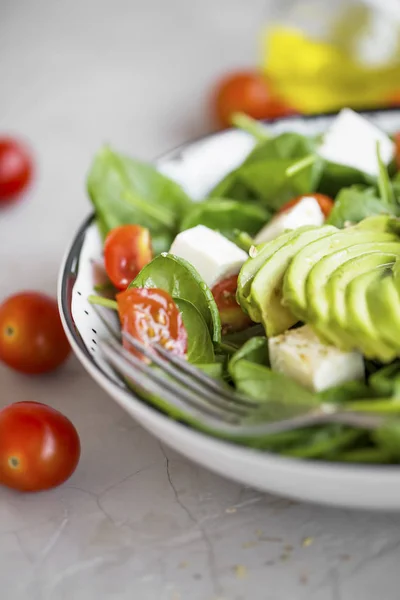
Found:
101,338 -> 244,423
121,330 -> 257,410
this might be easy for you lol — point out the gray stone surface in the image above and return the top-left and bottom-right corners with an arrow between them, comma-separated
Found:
1,1 -> 400,598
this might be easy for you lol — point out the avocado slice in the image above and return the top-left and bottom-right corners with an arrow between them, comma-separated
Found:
248,226 -> 337,335
308,245 -> 398,322
346,268 -> 398,361
283,229 -> 398,320
367,273 -> 400,354
237,228 -> 303,313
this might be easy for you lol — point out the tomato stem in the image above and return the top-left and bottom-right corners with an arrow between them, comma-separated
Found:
286,154 -> 317,178
88,295 -> 118,311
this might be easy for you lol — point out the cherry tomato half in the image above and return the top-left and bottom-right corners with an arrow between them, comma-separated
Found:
278,193 -> 334,218
0,292 -> 71,375
213,71 -> 296,129
394,132 -> 400,171
104,225 -> 153,290
212,275 -> 252,335
0,137 -> 33,204
117,287 -> 187,359
0,402 -> 80,492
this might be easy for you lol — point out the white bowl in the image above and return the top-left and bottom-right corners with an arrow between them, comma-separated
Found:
58,109 -> 400,511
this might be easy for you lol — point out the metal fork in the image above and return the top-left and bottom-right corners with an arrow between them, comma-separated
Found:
92,305 -> 384,438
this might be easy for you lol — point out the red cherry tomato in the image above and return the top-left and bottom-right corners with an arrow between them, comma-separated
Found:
212,275 -> 252,335
213,71 -> 296,129
104,225 -> 153,290
278,193 -> 334,218
0,137 -> 33,204
394,132 -> 400,171
0,292 -> 71,375
117,287 -> 187,359
0,402 -> 80,492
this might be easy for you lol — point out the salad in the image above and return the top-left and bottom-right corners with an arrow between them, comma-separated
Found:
87,108 -> 400,464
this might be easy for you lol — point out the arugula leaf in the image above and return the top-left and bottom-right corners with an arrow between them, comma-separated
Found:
326,185 -> 399,228
180,199 -> 270,239
87,146 -> 192,253
130,254 -> 221,343
173,298 -> 215,364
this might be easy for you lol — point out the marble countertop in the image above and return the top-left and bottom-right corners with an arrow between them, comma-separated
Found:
1,1 -> 400,598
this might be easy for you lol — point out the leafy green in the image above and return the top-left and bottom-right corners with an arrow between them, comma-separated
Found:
317,381 -> 377,404
369,362 -> 400,397
231,112 -> 269,142
180,199 -> 270,239
209,132 -> 323,210
317,162 -> 371,198
228,337 -> 269,373
130,254 -> 221,343
376,142 -> 396,207
87,146 -> 192,253
326,185 -> 399,228
220,324 -> 265,352
173,298 -> 214,364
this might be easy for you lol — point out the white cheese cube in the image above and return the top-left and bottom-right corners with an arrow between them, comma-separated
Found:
318,108 -> 395,177
254,197 -> 325,245
268,325 -> 364,392
169,225 -> 248,288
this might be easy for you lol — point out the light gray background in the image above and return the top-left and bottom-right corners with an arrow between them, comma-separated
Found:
1,1 -> 400,599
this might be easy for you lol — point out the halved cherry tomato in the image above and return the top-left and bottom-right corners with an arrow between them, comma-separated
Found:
0,401 -> 80,492
117,287 -> 187,359
212,275 -> 252,335
0,292 -> 71,375
0,137 -> 34,204
278,193 -> 334,218
394,132 -> 400,171
213,71 -> 296,129
104,225 -> 152,290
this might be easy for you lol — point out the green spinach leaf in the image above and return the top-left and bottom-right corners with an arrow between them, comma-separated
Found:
87,146 -> 192,253
326,185 -> 399,228
180,199 -> 270,239
173,298 -> 215,364
208,132 -> 323,210
130,254 -> 221,343
228,337 -> 269,373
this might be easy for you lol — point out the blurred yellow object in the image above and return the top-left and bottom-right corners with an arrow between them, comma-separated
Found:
261,21 -> 400,114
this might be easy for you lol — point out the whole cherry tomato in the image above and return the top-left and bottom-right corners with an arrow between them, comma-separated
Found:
278,193 -> 334,218
0,137 -> 33,204
0,292 -> 71,374
213,71 -> 296,129
104,225 -> 153,290
212,275 -> 252,335
0,402 -> 80,492
117,287 -> 187,359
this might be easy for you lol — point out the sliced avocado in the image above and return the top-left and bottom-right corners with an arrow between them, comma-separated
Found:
346,268 -> 398,361
367,273 -> 400,354
307,244 -> 399,324
324,251 -> 398,352
283,229 -> 398,320
237,228 -> 303,312
248,226 -> 337,335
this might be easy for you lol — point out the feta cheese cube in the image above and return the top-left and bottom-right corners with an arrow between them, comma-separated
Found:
169,225 -> 248,288
254,197 -> 325,245
268,325 -> 364,392
318,108 -> 395,177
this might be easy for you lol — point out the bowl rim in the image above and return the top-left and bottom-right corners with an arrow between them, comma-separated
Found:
58,106 -> 400,476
